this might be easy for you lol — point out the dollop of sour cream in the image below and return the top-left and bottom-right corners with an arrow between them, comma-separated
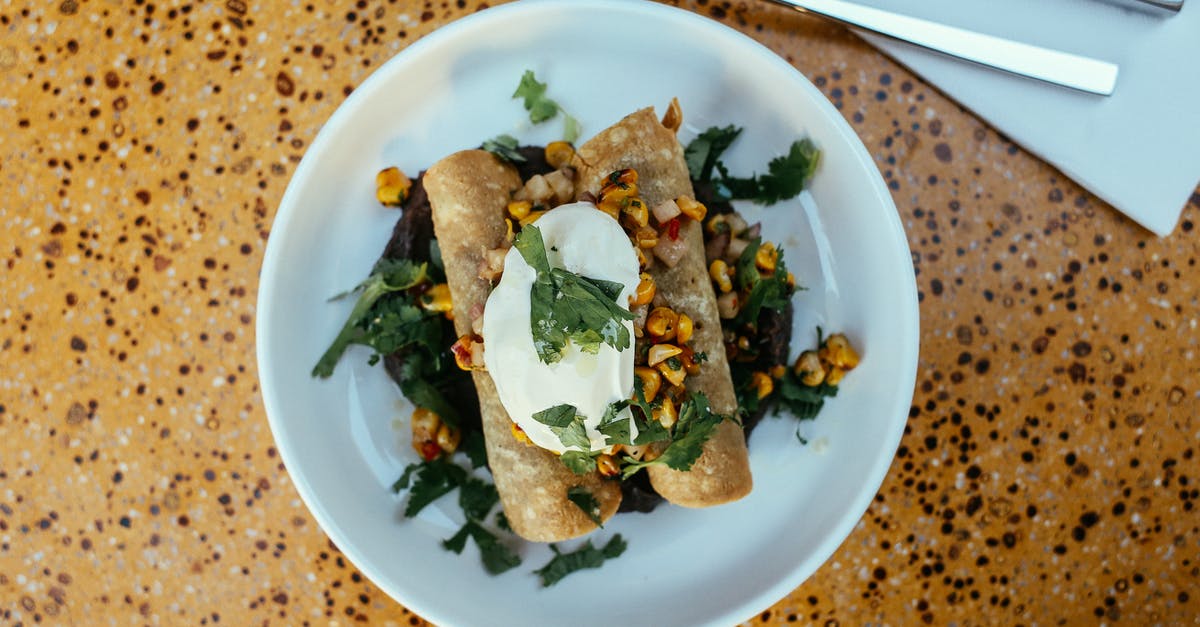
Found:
482,202 -> 639,454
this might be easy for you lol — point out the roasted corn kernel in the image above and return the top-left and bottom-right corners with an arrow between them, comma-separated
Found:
770,364 -> 788,379
599,181 -> 639,205
652,396 -> 678,429
824,333 -> 861,369
376,166 -> 412,206
634,225 -> 659,249
631,273 -> 656,307
755,241 -> 778,274
411,407 -> 442,460
507,199 -> 533,220
709,259 -> 733,293
504,218 -> 515,243
750,371 -> 774,399
419,283 -> 453,314
436,424 -> 461,454
676,195 -> 707,222
544,141 -> 575,170
826,366 -> 847,386
795,350 -> 825,386
657,359 -> 687,387
647,343 -> 683,367
706,214 -> 730,235
634,366 -> 662,402
511,422 -> 531,445
622,198 -> 650,229
606,168 -> 638,186
596,198 -> 623,221
645,307 -> 679,341
596,453 -> 620,477
675,313 -> 694,345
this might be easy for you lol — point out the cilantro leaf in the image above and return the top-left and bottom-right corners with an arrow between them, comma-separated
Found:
566,486 -> 603,527
442,520 -> 522,575
511,70 -> 582,144
733,239 -> 794,328
685,124 -> 742,182
777,376 -> 838,420
531,404 -> 592,451
312,259 -> 430,377
462,429 -> 489,469
494,511 -> 512,532
402,458 -> 467,517
621,393 -> 728,479
513,70 -> 558,123
562,113 -> 581,145
515,226 -> 634,364
459,476 -> 500,521
534,535 -> 628,587
684,126 -> 821,205
716,138 -> 821,205
390,463 -> 419,493
560,451 -> 597,475
597,400 -> 631,446
481,134 -> 526,163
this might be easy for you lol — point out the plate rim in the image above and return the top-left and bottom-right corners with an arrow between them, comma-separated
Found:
255,1 -> 920,625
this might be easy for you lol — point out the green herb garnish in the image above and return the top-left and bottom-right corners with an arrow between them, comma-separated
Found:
514,225 -> 634,364
685,125 -> 820,205
530,404 -> 592,451
396,459 -> 521,575
733,238 -> 794,328
481,134 -> 526,163
566,486 -> 604,527
621,393 -> 730,479
397,457 -> 468,518
534,535 -> 627,587
312,259 -> 431,377
512,70 -> 581,143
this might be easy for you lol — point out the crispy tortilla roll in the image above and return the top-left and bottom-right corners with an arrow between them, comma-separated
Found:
424,149 -> 622,542
574,108 -> 753,507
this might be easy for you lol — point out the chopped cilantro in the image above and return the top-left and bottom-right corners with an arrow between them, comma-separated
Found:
401,457 -> 467,518
515,226 -> 634,364
684,126 -> 820,205
462,430 -> 489,469
776,375 -> 838,420
621,393 -> 729,479
481,134 -> 526,163
530,404 -> 591,451
733,238 -> 794,328
459,476 -> 500,521
312,259 -> 431,377
534,535 -> 627,587
566,486 -> 604,527
512,70 -> 581,143
597,400 -> 631,446
442,520 -> 521,575
685,124 -> 743,182
559,451 -> 597,475
390,463 -> 419,493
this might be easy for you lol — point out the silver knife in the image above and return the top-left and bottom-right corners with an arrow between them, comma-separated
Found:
763,0 -> 1120,96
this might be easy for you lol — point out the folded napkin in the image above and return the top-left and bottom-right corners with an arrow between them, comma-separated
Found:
853,0 -> 1200,236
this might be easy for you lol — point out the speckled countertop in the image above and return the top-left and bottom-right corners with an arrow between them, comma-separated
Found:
3,1 -> 1198,625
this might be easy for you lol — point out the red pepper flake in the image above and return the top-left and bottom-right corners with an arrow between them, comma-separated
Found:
665,218 -> 681,240
419,441 -> 442,461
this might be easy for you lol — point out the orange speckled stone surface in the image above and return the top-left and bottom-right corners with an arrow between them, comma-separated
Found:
3,0 -> 1198,624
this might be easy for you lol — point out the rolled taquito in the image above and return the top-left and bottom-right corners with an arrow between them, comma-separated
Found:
573,108 -> 753,507
424,149 -> 622,542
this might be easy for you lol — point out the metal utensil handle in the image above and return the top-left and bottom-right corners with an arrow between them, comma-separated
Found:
766,0 -> 1119,96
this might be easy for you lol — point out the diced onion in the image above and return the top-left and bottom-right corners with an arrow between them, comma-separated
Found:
651,199 -> 681,224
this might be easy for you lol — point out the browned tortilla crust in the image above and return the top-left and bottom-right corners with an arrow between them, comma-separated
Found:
573,108 -> 753,508
424,149 -> 622,542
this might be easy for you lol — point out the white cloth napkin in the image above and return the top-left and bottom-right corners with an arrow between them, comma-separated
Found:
852,0 -> 1200,236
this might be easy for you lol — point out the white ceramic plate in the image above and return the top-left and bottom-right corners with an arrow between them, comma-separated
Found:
256,1 -> 919,625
